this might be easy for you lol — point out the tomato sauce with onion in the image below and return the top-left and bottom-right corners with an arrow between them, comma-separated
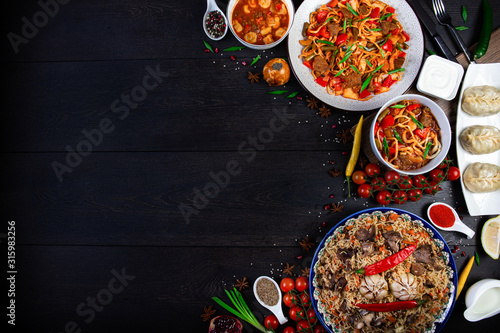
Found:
231,0 -> 289,45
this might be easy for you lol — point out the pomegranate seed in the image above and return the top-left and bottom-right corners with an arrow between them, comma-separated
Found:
454,245 -> 459,251
329,194 -> 335,198
342,151 -> 348,155
329,161 -> 335,164
204,49 -> 210,53
296,255 -> 303,260
215,48 -> 219,53
241,61 -> 247,66
230,55 -> 236,60
324,205 -> 330,210
332,124 -> 337,129
452,249 -> 457,253
461,251 -> 466,257
296,96 -> 303,100
321,222 -> 327,228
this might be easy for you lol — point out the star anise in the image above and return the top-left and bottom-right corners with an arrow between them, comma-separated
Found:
358,155 -> 368,170
248,71 -> 260,83
318,104 -> 331,118
329,203 -> 344,213
201,305 -> 216,321
337,129 -> 353,144
235,277 -> 249,291
299,237 -> 315,252
301,267 -> 310,278
329,168 -> 342,177
283,263 -> 295,276
306,97 -> 319,109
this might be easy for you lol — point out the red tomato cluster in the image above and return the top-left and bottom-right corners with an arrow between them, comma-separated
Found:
353,162 -> 460,205
278,277 -> 326,333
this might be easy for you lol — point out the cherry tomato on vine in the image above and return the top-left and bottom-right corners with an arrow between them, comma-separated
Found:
429,168 -> 444,182
297,320 -> 312,332
280,277 -> 295,293
376,190 -> 392,205
299,292 -> 310,307
289,305 -> 304,321
371,176 -> 387,191
295,276 -> 309,292
357,184 -> 372,198
384,170 -> 400,185
412,175 -> 428,188
283,292 -> 298,307
448,166 -> 460,181
306,308 -> 317,324
352,170 -> 367,185
264,315 -> 279,330
407,188 -> 422,202
397,176 -> 413,189
424,181 -> 440,195
392,190 -> 407,204
283,327 -> 296,333
365,163 -> 380,177
437,158 -> 450,169
314,325 -> 327,333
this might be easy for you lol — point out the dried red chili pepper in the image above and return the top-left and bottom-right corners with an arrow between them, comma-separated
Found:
356,243 -> 417,275
356,300 -> 425,312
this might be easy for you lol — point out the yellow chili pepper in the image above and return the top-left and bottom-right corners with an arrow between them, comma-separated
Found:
456,256 -> 475,300
346,115 -> 363,197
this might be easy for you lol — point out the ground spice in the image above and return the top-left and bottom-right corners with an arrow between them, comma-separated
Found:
205,10 -> 226,38
256,278 -> 279,306
429,204 -> 455,228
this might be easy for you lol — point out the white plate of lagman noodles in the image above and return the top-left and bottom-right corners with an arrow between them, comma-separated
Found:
455,63 -> 500,216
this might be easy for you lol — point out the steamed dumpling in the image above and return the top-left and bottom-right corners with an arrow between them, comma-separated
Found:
459,125 -> 500,154
463,162 -> 500,193
461,85 -> 500,116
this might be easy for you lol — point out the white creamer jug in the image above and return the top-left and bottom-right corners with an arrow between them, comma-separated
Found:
464,279 -> 500,322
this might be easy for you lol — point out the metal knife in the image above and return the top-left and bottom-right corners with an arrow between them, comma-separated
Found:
409,0 -> 458,63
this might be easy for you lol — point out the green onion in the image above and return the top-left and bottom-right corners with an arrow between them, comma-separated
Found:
339,50 -> 353,64
334,67 -> 347,77
360,64 -> 384,92
380,13 -> 393,21
380,49 -> 384,58
343,18 -> 347,32
411,115 -> 424,130
318,40 -> 335,45
203,40 -> 214,53
423,142 -> 433,160
346,3 -> 358,16
388,68 -> 405,74
390,104 -> 406,108
365,58 -> 373,67
394,130 -> 404,144
250,54 -> 261,66
213,288 -> 267,333
268,90 -> 288,95
426,48 -> 437,55
455,26 -> 468,31
350,64 -> 361,74
383,137 -> 389,157
287,92 -> 299,98
462,5 -> 468,23
396,43 -> 403,51
349,18 -> 352,27
223,46 -> 245,51
369,28 -> 382,31
475,251 -> 480,266
325,16 -> 334,23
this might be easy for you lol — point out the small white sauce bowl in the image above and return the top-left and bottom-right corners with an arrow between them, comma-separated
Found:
417,55 -> 464,101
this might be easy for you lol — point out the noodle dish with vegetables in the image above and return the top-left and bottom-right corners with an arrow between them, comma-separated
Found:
312,209 -> 455,333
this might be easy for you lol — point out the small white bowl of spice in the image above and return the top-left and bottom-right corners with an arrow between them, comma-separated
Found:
253,276 -> 288,325
203,0 -> 228,41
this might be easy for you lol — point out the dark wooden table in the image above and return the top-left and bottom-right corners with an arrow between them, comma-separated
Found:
2,0 -> 499,332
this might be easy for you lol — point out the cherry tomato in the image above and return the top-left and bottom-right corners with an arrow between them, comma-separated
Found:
397,176 -> 413,189
283,292 -> 298,307
365,163 -> 381,177
371,176 -> 386,191
384,170 -> 400,185
289,305 -> 304,321
283,327 -> 296,333
352,170 -> 367,185
314,325 -> 327,333
264,315 -> 279,330
429,168 -> 444,182
412,175 -> 428,188
424,181 -> 440,195
407,188 -> 422,202
295,276 -> 309,292
280,277 -> 295,293
392,190 -> 407,204
297,320 -> 312,332
448,166 -> 460,181
306,308 -> 317,324
437,158 -> 450,169
357,183 -> 372,198
376,190 -> 392,205
299,292 -> 310,307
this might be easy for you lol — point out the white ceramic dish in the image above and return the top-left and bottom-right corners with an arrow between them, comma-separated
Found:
227,0 -> 294,50
287,0 -> 424,111
416,55 -> 464,101
455,63 -> 500,216
369,94 -> 451,175
464,279 -> 500,322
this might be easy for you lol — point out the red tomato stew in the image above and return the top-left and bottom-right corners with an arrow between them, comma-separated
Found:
231,0 -> 289,45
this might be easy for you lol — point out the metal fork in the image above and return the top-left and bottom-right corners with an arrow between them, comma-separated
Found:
432,0 -> 475,63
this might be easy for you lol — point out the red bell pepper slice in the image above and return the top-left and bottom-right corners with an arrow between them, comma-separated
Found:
317,10 -> 329,24
414,127 -> 430,140
382,40 -> 393,53
406,103 -> 421,111
380,114 -> 395,129
359,89 -> 372,99
385,6 -> 395,21
391,28 -> 400,35
382,75 -> 394,88
316,76 -> 329,87
374,122 -> 379,135
327,0 -> 338,8
398,51 -> 406,58
335,33 -> 348,46
402,31 -> 410,41
318,26 -> 330,38
303,60 -> 313,69
370,7 -> 380,18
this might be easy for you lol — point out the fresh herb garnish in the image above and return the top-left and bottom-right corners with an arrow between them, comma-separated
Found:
383,137 -> 389,157
390,104 -> 406,108
388,68 -> 405,74
423,142 -> 433,160
396,43 -> 403,51
346,3 -> 358,16
455,26 -> 468,31
213,288 -> 267,332
250,54 -> 261,66
380,13 -> 393,21
203,40 -> 214,53
369,28 -> 382,31
394,130 -> 404,144
365,58 -> 373,67
287,92 -> 299,98
268,90 -> 288,95
411,115 -> 424,130
426,48 -> 437,55
343,18 -> 347,32
334,67 -> 347,77
339,44 -> 354,64
360,64 -> 384,92
318,40 -> 335,45
350,64 -> 361,75
462,5 -> 468,23
223,46 -> 245,51
475,251 -> 480,266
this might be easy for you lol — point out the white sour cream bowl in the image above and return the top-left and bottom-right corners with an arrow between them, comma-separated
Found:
417,55 -> 464,101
